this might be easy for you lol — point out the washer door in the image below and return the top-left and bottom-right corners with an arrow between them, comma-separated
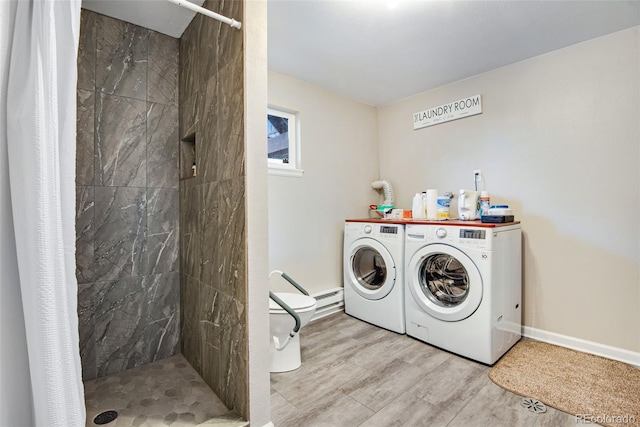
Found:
407,244 -> 482,321
346,238 -> 396,300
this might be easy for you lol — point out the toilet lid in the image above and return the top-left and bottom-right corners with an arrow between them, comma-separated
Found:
269,293 -> 317,312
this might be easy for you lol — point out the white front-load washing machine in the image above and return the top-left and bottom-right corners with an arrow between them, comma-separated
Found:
404,223 -> 522,364
344,221 -> 405,333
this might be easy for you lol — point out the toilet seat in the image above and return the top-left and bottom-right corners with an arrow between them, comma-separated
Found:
269,292 -> 316,313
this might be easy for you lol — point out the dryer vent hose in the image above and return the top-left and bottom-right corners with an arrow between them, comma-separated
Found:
371,180 -> 394,206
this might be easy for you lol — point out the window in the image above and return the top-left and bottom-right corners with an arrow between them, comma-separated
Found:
268,106 -> 302,176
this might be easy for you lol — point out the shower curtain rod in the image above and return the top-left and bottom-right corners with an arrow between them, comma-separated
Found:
165,0 -> 242,29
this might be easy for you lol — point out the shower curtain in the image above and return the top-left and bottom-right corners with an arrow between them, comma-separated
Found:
2,0 -> 85,425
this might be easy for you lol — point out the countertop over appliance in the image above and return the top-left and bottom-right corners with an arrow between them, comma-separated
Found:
346,218 -> 521,228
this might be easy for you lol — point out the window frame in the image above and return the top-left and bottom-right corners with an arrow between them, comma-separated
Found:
267,105 -> 303,177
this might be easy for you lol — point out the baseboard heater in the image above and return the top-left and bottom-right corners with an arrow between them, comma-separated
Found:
310,287 -> 344,321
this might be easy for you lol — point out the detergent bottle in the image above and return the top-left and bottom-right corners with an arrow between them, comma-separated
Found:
412,193 -> 424,219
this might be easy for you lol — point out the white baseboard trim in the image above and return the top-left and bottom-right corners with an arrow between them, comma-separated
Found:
310,305 -> 344,322
260,423 -> 274,427
310,287 -> 344,322
522,326 -> 640,369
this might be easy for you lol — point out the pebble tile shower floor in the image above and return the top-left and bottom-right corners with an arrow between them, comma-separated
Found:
83,354 -> 247,427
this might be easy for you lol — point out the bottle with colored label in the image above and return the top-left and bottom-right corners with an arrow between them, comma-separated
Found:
421,192 -> 428,218
437,196 -> 450,219
479,191 -> 490,217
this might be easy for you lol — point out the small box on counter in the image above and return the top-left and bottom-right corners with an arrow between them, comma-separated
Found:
481,215 -> 515,223
384,209 -> 404,219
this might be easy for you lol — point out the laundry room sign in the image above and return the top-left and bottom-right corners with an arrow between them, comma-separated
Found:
413,94 -> 482,130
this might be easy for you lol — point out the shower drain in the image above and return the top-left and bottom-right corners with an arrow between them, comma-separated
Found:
93,410 -> 118,425
521,397 -> 547,414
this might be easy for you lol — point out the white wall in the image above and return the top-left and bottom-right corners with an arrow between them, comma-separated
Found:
267,70 -> 379,295
245,1 -> 272,425
0,0 -> 35,424
378,27 -> 640,352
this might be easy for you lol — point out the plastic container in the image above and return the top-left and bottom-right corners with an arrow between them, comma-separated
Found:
412,193 -> 424,219
421,192 -> 428,218
377,205 -> 394,215
426,189 -> 438,220
487,207 -> 513,216
436,196 -> 450,219
479,191 -> 490,217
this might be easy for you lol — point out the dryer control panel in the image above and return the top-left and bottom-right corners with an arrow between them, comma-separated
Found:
345,222 -> 404,243
380,225 -> 399,234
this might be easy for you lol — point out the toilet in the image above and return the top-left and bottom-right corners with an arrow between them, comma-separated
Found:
269,292 -> 317,372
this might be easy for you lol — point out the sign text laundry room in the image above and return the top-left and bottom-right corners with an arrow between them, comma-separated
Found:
413,94 -> 482,130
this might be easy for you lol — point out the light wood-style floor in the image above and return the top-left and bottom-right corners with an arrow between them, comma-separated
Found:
270,311 -> 580,427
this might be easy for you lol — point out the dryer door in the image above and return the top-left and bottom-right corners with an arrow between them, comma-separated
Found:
346,237 -> 396,300
407,244 -> 482,321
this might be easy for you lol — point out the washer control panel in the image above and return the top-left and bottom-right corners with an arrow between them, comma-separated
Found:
424,226 -> 493,250
458,228 -> 490,249
459,229 -> 486,240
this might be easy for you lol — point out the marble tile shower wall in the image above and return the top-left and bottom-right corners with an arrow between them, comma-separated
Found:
179,0 -> 248,419
76,10 -> 180,381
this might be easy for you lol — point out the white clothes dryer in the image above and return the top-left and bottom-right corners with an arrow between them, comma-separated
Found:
344,221 -> 405,333
404,223 -> 522,364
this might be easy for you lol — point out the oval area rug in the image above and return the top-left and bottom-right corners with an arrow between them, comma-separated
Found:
489,341 -> 640,427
